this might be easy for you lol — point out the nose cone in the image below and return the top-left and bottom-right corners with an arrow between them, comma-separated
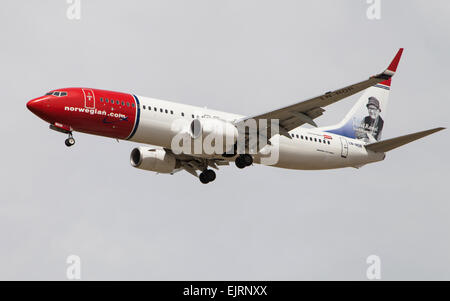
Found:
27,98 -> 41,114
27,96 -> 51,120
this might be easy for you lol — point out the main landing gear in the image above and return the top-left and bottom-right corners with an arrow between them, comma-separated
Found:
235,154 -> 253,169
199,169 -> 216,184
65,133 -> 75,147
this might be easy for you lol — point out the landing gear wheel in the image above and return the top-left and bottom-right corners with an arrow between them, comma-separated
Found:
236,155 -> 252,169
199,169 -> 216,184
205,169 -> 216,182
65,137 -> 75,147
235,156 -> 246,169
243,154 -> 253,166
199,172 -> 209,184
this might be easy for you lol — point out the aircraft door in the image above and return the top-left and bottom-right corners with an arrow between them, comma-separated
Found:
82,88 -> 95,109
340,137 -> 349,158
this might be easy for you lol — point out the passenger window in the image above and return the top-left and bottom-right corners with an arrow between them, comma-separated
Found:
127,102 -> 130,107
296,135 -> 299,138
105,98 -> 108,103
160,108 -> 163,112
192,114 -> 194,118
170,110 -> 173,114
154,107 -> 157,111
147,106 -> 151,110
310,137 -> 313,141
122,101 -> 125,106
319,139 -> 321,143
143,105 -> 146,110
328,141 -> 330,145
165,109 -> 168,113
132,103 -> 135,108
314,138 -> 317,142
181,112 -> 185,117
116,100 -> 120,105
100,98 -> 103,102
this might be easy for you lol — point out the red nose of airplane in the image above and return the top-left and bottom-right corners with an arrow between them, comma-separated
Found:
26,99 -> 39,114
27,96 -> 51,120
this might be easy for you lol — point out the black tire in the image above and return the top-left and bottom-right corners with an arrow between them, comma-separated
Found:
199,172 -> 209,184
205,169 -> 216,182
243,154 -> 253,166
235,156 -> 246,169
65,138 -> 75,147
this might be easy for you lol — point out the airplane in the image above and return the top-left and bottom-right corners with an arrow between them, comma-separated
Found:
26,48 -> 444,184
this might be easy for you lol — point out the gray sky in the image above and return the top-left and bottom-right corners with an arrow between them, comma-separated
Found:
0,0 -> 449,280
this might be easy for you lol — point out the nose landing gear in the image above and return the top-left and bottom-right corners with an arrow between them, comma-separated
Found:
65,133 -> 75,147
49,124 -> 75,147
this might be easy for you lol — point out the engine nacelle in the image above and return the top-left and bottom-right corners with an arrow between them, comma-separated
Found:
130,147 -> 177,174
189,118 -> 238,152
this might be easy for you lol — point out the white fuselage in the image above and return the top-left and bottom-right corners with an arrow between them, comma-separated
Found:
129,95 -> 385,170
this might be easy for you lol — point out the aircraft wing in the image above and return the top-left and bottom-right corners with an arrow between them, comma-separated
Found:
235,49 -> 404,139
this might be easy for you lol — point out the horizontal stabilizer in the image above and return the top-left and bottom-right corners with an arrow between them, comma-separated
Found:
365,127 -> 445,153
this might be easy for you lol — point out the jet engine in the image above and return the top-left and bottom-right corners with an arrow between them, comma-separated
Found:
130,147 -> 178,173
188,118 -> 238,154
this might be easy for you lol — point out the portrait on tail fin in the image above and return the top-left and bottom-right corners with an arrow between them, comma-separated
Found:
355,96 -> 384,142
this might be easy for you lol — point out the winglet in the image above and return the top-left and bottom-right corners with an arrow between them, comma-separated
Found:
387,48 -> 404,73
377,48 -> 404,87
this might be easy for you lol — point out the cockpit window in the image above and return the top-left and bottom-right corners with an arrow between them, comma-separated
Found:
46,91 -> 68,97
